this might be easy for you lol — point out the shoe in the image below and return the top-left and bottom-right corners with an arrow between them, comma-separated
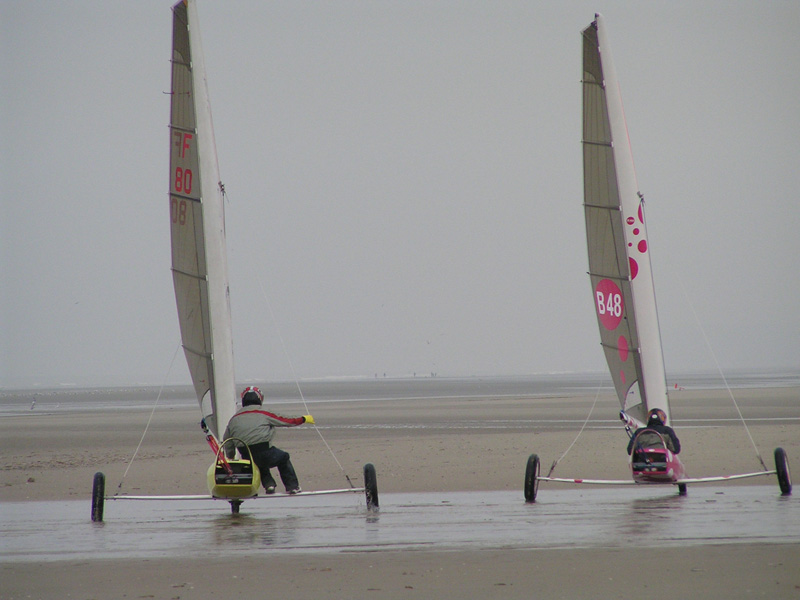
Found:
264,485 -> 276,495
287,487 -> 302,495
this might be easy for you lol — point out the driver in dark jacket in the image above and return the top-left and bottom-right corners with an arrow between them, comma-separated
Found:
627,408 -> 681,454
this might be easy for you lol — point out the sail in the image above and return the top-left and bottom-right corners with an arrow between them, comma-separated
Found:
169,0 -> 236,438
581,14 -> 669,425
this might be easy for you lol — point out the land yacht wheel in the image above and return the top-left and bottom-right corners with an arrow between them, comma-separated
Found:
230,500 -> 243,514
775,447 -> 792,495
364,463 -> 379,511
91,472 -> 105,522
678,483 -> 687,496
524,454 -> 540,503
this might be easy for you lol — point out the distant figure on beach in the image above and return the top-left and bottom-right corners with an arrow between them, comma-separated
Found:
626,408 -> 681,454
222,386 -> 314,495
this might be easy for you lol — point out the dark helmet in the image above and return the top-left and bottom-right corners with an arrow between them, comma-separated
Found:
648,408 -> 667,425
241,386 -> 264,406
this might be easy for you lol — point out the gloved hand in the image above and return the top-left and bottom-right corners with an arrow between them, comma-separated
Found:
303,414 -> 315,425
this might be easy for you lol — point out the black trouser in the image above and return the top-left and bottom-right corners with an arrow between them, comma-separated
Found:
248,442 -> 299,491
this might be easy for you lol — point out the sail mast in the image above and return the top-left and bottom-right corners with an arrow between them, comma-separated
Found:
169,0 -> 236,438
581,14 -> 669,424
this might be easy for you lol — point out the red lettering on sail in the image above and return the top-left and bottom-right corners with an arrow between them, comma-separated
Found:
170,197 -> 187,225
174,167 -> 193,194
174,132 -> 193,158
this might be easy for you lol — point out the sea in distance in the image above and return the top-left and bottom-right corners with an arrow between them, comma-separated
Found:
1,369 -> 798,417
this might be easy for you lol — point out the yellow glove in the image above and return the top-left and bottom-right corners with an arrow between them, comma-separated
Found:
303,415 -> 315,425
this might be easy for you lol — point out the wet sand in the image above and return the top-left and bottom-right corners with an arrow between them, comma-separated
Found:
1,383 -> 798,598
4,545 -> 799,600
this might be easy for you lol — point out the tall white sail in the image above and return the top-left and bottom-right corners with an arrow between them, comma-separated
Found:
169,0 -> 236,438
581,14 -> 669,425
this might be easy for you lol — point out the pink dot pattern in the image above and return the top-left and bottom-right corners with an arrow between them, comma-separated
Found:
606,200 -> 649,372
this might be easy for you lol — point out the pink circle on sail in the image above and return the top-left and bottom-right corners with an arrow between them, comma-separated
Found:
618,335 -> 629,362
626,216 -> 635,226
633,228 -> 640,236
638,239 -> 648,254
638,204 -> 644,223
595,279 -> 624,330
629,257 -> 639,280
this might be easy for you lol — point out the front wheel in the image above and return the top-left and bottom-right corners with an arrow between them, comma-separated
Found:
775,447 -> 792,495
91,472 -> 105,522
364,463 -> 379,511
524,454 -> 540,503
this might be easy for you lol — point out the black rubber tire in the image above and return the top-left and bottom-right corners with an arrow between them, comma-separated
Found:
775,447 -> 792,495
364,463 -> 379,511
230,500 -> 242,514
91,472 -> 105,522
524,454 -> 540,503
678,483 -> 687,496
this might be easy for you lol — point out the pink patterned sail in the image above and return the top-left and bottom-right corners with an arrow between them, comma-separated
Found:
581,14 -> 669,427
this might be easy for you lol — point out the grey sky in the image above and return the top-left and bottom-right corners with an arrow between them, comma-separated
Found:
3,1 -> 798,388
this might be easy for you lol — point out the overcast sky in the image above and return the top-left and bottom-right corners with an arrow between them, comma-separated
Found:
2,1 -> 798,388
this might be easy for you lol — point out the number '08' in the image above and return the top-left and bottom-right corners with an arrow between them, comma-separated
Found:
171,198 -> 187,225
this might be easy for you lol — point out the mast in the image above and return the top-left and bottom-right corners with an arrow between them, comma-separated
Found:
581,14 -> 669,424
169,0 -> 236,438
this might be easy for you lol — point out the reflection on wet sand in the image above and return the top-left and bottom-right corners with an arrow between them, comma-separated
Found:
2,486 -> 797,563
212,513 -> 301,548
621,493 -> 687,537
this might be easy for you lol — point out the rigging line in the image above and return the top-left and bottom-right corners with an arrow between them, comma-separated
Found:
546,379 -> 602,478
251,269 -> 354,487
223,188 -> 354,487
115,343 -> 182,496
677,277 -> 768,471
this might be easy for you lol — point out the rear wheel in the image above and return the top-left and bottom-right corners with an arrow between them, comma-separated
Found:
364,463 -> 379,511
524,454 -> 540,503
775,447 -> 792,495
91,472 -> 105,522
230,500 -> 242,514
678,483 -> 687,496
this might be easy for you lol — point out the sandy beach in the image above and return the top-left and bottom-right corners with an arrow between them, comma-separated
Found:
2,383 -> 798,598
